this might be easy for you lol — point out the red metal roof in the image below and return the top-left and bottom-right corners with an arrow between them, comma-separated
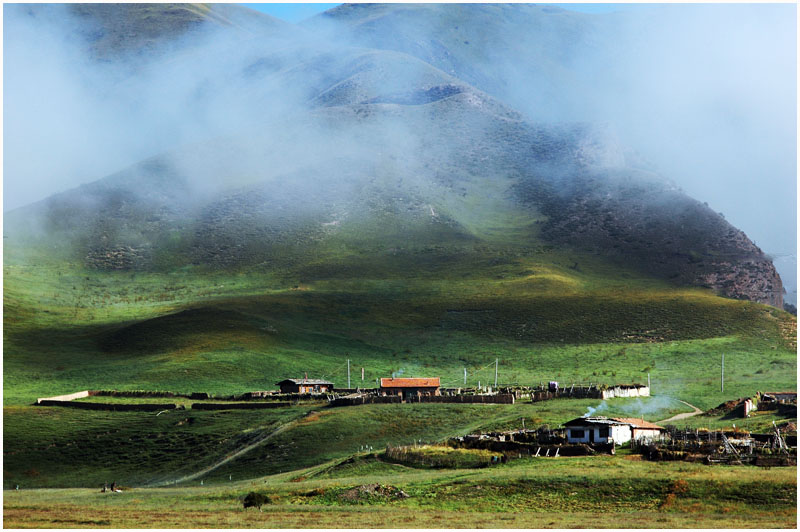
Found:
612,417 -> 664,430
380,377 -> 440,388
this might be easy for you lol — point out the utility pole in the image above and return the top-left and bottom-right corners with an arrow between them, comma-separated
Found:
464,367 -> 467,386
347,359 -> 351,389
361,367 -> 364,381
721,353 -> 724,393
647,373 -> 650,391
495,358 -> 498,388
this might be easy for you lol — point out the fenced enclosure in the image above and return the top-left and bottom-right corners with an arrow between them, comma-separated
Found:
633,426 -> 797,466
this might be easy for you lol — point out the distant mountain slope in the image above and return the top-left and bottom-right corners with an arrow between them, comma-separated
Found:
306,3 -> 604,115
8,3 -> 294,63
2,3 -> 784,307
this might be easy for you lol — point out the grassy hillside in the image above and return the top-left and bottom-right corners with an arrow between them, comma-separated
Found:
5,201 -> 795,492
3,6 -> 795,528
4,240 -> 795,408
1,396 -> 785,490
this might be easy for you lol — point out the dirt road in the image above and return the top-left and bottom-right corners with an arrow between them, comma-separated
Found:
146,415 -> 305,487
657,400 -> 703,424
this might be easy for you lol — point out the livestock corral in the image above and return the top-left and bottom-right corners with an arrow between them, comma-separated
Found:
328,380 -> 649,406
635,424 -> 797,466
446,426 -> 615,458
386,419 -> 798,469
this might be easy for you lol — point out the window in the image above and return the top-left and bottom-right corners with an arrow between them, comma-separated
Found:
598,427 -> 609,438
570,429 -> 585,439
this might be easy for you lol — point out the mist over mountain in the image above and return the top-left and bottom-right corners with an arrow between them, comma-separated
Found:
3,3 -> 793,308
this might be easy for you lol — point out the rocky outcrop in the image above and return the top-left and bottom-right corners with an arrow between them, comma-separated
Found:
695,259 -> 783,307
517,170 -> 784,307
85,245 -> 152,271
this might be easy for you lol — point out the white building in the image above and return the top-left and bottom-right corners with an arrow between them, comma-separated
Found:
564,416 -> 664,445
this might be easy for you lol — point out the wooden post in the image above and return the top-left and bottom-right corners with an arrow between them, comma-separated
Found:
721,354 -> 724,393
495,358 -> 498,388
347,359 -> 351,389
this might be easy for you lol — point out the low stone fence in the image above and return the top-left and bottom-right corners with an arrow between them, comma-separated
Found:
89,390 -> 182,398
234,392 -> 325,401
329,395 -> 402,407
191,402 -> 293,410
418,394 -> 515,404
329,394 -> 515,407
36,400 -> 179,412
333,388 -> 377,395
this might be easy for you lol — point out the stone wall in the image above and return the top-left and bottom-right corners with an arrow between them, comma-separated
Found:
329,395 -> 402,407
191,402 -> 292,410
418,394 -> 515,404
36,400 -> 178,411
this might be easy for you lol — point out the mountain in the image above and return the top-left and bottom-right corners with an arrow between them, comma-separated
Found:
11,3 -> 294,62
3,5 -> 796,498
3,3 -> 794,409
5,4 -> 783,306
305,3 -> 601,110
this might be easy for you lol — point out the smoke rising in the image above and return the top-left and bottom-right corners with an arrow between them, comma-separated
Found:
583,401 -> 608,418
617,396 -> 678,417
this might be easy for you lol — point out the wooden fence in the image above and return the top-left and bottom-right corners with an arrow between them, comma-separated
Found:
191,402 -> 293,410
329,396 -> 402,407
418,394 -> 515,404
36,400 -> 178,412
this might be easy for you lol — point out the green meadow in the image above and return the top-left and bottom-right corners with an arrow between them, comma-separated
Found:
3,222 -> 796,527
4,452 -> 796,528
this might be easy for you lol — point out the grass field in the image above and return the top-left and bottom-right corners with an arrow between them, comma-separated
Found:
4,452 -> 796,528
1,399 -> 684,489
3,202 -> 796,527
4,254 -> 795,408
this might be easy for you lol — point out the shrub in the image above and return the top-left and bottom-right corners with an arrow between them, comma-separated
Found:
384,444 -> 501,469
243,491 -> 271,511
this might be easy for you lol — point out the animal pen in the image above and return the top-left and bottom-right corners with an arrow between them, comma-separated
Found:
530,382 -> 650,402
634,425 -> 797,466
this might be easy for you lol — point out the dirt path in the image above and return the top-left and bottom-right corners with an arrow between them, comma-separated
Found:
146,415 -> 305,487
657,400 -> 703,424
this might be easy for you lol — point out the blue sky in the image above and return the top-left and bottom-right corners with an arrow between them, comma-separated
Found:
241,3 -> 654,22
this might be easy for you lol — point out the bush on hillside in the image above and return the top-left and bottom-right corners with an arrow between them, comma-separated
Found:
384,444 -> 502,469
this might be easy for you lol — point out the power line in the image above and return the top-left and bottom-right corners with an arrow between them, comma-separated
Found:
440,360 -> 498,387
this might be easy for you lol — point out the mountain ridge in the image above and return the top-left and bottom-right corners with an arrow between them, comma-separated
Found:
3,2 -> 786,311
